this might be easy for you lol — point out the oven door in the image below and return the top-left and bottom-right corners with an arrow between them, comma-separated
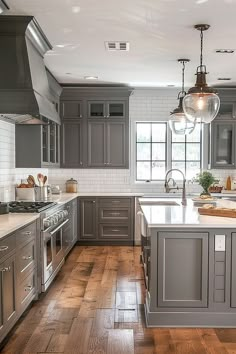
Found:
42,218 -> 69,290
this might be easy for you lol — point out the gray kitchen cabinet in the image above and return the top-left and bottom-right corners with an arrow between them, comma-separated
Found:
61,100 -> 83,119
61,121 -> 83,168
60,87 -> 132,169
16,122 -> 60,168
88,100 -> 126,119
79,198 -> 97,240
211,120 -> 235,169
88,121 -> 106,167
63,199 -> 78,256
0,254 -> 17,333
79,197 -> 134,245
88,121 -> 127,168
157,232 -> 209,308
231,233 -> 236,307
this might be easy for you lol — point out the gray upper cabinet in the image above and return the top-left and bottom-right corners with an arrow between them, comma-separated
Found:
211,121 -> 235,169
88,121 -> 106,167
61,100 -> 83,119
157,232 -> 208,308
60,87 -> 132,169
16,122 -> 60,168
61,121 -> 83,168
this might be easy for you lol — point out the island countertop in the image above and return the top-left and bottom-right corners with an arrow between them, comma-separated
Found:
139,197 -> 236,228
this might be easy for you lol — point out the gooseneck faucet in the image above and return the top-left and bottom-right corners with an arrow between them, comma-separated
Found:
164,169 -> 187,206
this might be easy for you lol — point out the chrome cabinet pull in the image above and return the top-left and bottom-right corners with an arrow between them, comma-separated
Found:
112,229 -> 119,232
0,246 -> 8,252
22,231 -> 32,236
0,266 -> 11,272
24,285 -> 33,292
22,255 -> 32,260
110,212 -> 120,216
112,200 -> 120,203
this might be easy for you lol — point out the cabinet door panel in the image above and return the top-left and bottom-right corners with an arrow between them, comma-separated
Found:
231,233 -> 236,307
1,255 -> 16,324
107,101 -> 125,118
88,122 -> 106,167
80,199 -> 97,240
158,232 -> 208,308
99,224 -> 130,240
62,101 -> 82,119
107,122 -> 126,167
211,121 -> 235,168
61,121 -> 83,167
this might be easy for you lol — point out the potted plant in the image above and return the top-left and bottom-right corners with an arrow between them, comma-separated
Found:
194,171 -> 219,196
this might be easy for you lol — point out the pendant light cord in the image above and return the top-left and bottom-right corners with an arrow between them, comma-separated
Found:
182,61 -> 185,93
200,28 -> 203,67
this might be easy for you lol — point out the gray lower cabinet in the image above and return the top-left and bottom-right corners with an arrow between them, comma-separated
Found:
79,197 -> 134,245
80,198 -> 97,240
0,221 -> 37,343
62,199 -> 78,256
231,233 -> 236,307
157,232 -> 209,308
61,121 -> 83,167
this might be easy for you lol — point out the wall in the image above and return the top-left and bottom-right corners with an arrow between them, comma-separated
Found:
0,88 -> 235,200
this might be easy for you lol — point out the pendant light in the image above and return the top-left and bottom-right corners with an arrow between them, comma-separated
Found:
169,59 -> 196,135
183,24 -> 220,124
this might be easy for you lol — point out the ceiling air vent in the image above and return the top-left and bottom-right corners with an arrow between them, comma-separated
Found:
105,41 -> 130,51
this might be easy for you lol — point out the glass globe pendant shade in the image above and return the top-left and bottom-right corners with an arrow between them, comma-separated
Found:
183,91 -> 220,124
169,97 -> 196,135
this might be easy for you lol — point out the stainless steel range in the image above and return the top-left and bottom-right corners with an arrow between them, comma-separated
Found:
9,201 -> 69,292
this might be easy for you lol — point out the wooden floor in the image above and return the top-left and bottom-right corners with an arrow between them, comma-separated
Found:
2,246 -> 236,353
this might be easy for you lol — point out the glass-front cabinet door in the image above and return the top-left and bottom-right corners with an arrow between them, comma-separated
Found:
212,121 -> 235,168
88,101 -> 105,118
107,101 -> 125,118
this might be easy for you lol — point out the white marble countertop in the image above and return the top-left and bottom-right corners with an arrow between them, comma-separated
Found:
0,213 -> 40,239
139,197 -> 236,229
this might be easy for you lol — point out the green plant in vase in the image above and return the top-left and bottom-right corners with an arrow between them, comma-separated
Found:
194,171 -> 219,196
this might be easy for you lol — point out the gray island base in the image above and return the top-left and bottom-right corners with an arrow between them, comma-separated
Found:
139,199 -> 236,327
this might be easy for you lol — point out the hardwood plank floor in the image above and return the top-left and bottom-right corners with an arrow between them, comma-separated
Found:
1,245 -> 236,353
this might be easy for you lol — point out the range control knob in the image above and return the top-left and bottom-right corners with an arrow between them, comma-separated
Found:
63,210 -> 68,218
44,219 -> 51,229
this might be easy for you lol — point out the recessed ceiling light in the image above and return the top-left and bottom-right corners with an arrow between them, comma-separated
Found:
217,77 -> 231,80
216,49 -> 234,54
72,6 -> 80,13
167,84 -> 175,87
84,76 -> 98,80
66,72 -> 72,75
56,44 -> 67,48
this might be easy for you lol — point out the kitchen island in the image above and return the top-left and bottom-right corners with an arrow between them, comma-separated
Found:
139,198 -> 236,327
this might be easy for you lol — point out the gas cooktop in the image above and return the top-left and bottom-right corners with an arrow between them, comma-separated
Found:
9,201 -> 56,213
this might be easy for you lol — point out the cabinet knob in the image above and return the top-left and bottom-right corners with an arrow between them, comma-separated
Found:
79,115 -> 82,118
0,246 -> 8,252
80,162 -> 83,165
92,200 -> 96,203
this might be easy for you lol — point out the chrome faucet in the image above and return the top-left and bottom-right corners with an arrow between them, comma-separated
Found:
164,169 -> 187,206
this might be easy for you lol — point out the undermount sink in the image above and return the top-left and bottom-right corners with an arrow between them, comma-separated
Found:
140,200 -> 180,206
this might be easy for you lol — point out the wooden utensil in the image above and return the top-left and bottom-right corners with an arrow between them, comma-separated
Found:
43,176 -> 47,185
37,173 -> 44,187
27,175 -> 36,186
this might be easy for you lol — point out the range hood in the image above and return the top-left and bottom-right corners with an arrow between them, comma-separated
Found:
0,15 -> 61,125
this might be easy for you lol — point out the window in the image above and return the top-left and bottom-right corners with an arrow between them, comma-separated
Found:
136,122 -> 202,181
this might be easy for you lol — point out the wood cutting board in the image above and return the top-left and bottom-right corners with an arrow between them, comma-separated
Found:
198,207 -> 236,218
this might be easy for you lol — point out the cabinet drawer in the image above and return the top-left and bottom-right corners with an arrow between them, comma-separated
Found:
18,240 -> 35,280
99,224 -> 130,239
19,270 -> 36,307
0,234 -> 16,261
16,222 -> 36,247
99,207 -> 130,222
99,198 -> 131,207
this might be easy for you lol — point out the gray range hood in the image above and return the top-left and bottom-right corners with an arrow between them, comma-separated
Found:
0,15 -> 61,125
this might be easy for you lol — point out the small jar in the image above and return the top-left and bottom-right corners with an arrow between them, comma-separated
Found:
66,178 -> 78,193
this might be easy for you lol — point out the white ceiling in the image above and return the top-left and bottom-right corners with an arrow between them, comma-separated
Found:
6,0 -> 236,87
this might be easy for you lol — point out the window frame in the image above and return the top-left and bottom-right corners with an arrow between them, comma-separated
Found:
135,121 -> 204,182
